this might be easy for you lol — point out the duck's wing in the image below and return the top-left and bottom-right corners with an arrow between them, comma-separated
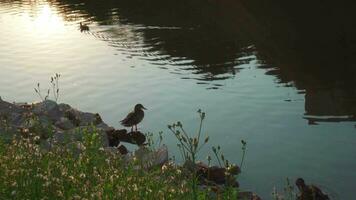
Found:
120,111 -> 135,126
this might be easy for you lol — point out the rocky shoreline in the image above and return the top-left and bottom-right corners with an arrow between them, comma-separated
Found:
0,97 -> 148,150
0,97 -> 261,200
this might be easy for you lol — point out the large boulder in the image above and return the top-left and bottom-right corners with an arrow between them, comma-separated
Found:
128,145 -> 169,170
55,117 -> 75,130
32,100 -> 63,122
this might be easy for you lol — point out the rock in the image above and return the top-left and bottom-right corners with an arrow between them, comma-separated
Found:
96,122 -> 113,132
38,115 -> 52,127
114,129 -> 129,141
64,109 -> 81,126
58,103 -> 71,112
196,163 -> 226,184
227,164 -> 241,175
55,117 -> 75,130
32,100 -> 62,122
296,178 -> 330,200
94,113 -> 103,124
129,131 -> 146,145
32,100 -> 57,114
131,145 -> 168,169
238,191 -> 262,200
52,128 -> 83,145
195,162 -> 240,187
52,130 -> 66,144
78,112 -> 100,126
64,108 -> 102,126
106,130 -> 146,146
0,99 -> 24,115
104,147 -> 119,154
117,145 -> 128,155
106,129 -> 125,147
9,112 -> 24,127
14,102 -> 33,110
207,166 -> 226,184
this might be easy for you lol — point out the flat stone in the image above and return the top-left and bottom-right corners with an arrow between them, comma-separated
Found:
131,145 -> 168,169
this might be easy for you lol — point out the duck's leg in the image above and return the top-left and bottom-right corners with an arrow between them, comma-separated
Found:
131,126 -> 133,132
135,125 -> 138,132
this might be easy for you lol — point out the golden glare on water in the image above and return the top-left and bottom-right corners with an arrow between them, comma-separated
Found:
23,4 -> 66,36
32,5 -> 64,32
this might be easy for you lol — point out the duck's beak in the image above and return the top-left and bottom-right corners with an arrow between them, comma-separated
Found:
142,106 -> 147,110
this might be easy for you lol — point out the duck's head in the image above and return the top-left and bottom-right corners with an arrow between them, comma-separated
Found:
134,104 -> 147,111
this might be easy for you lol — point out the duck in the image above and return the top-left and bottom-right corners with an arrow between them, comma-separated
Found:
296,178 -> 329,200
120,104 -> 146,132
79,22 -> 89,32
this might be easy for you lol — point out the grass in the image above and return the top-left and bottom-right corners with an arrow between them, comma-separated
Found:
0,129 -> 203,199
0,115 -> 244,199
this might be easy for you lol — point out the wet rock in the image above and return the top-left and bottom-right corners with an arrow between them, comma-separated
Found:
196,162 -> 226,184
207,166 -> 226,184
107,130 -> 147,146
55,117 -> 74,130
114,129 -> 129,140
106,129 -> 125,147
117,145 -> 128,155
129,131 -> 146,145
196,162 -> 240,187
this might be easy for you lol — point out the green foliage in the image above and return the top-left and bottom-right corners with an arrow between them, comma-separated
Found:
0,109 -> 248,199
168,109 -> 209,164
0,129 -> 213,199
168,109 -> 210,200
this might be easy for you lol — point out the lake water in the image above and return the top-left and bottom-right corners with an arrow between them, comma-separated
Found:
0,0 -> 355,198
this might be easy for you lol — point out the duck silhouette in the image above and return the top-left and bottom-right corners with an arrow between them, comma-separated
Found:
120,104 -> 146,132
79,22 -> 89,32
